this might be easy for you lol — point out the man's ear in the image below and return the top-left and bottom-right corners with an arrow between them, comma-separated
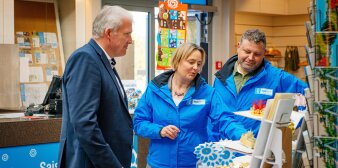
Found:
236,42 -> 241,54
237,42 -> 240,49
104,28 -> 111,38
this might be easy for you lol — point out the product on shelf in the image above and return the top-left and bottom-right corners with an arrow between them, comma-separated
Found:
313,102 -> 338,137
288,121 -> 295,135
194,140 -> 252,167
313,137 -> 338,168
240,131 -> 256,149
250,100 -> 266,116
215,162 -> 249,168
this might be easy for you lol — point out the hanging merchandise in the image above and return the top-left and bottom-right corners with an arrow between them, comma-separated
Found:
284,46 -> 300,72
156,0 -> 188,70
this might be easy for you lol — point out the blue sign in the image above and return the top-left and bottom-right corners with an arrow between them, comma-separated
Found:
0,143 -> 59,168
1,137 -> 138,167
181,0 -> 206,5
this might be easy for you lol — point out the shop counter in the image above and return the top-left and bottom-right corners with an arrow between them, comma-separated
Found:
0,112 -> 138,168
0,112 -> 61,167
0,113 -> 61,148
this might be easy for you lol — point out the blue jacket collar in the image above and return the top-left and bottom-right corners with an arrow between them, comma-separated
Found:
151,70 -> 205,92
215,55 -> 267,85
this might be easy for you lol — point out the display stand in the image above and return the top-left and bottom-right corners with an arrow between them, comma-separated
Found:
292,118 -> 311,168
194,94 -> 296,168
301,0 -> 338,167
249,96 -> 295,168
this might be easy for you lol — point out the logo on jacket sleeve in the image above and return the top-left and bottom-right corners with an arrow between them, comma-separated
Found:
255,88 -> 273,96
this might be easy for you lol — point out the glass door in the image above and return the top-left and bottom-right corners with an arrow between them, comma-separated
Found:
115,11 -> 149,91
111,7 -> 155,168
114,10 -> 155,111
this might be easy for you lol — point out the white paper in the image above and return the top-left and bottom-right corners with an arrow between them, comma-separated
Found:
29,67 -> 44,82
22,83 -> 48,107
32,37 -> 40,48
291,111 -> 305,129
49,51 -> 57,64
25,53 -> 33,63
40,53 -> 48,64
216,140 -> 253,154
17,37 -> 24,44
0,113 -> 24,119
46,66 -> 58,81
20,57 -> 30,82
34,51 -> 41,63
45,32 -> 58,48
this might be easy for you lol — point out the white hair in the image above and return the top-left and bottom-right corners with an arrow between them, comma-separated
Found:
92,5 -> 133,38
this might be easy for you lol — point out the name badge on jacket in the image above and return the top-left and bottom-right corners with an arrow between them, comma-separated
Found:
191,99 -> 206,105
255,88 -> 273,96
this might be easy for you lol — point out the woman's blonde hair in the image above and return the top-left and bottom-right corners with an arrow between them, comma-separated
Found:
170,43 -> 206,71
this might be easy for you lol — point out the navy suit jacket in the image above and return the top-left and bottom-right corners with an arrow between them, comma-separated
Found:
58,39 -> 133,168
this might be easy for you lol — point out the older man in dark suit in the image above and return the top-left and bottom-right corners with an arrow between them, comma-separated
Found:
58,6 -> 133,168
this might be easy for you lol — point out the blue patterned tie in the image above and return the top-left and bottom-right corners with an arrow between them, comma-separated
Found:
110,58 -> 127,101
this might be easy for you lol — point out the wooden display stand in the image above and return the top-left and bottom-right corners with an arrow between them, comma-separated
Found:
249,95 -> 295,168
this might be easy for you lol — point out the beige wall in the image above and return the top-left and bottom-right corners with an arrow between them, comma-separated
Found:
58,0 -> 75,62
57,0 -> 100,62
0,44 -> 20,109
236,0 -> 309,15
211,0 -> 236,78
0,0 -> 14,44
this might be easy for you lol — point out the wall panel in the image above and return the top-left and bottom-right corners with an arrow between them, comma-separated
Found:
235,12 -> 273,26
272,15 -> 309,26
3,0 -> 14,43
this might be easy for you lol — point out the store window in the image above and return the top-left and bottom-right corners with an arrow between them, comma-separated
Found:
114,11 -> 150,110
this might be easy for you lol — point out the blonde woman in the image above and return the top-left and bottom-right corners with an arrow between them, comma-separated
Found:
133,43 -> 247,168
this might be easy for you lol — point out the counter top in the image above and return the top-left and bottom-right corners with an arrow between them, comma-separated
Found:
0,112 -> 62,148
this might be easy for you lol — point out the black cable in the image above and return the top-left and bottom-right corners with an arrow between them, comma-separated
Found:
195,12 -> 213,25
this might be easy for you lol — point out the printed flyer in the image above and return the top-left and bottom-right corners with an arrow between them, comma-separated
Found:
156,0 -> 188,70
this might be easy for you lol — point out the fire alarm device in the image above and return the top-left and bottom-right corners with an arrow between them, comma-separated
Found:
215,61 -> 222,70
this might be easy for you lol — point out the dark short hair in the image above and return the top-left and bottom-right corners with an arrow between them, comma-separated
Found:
240,29 -> 266,48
